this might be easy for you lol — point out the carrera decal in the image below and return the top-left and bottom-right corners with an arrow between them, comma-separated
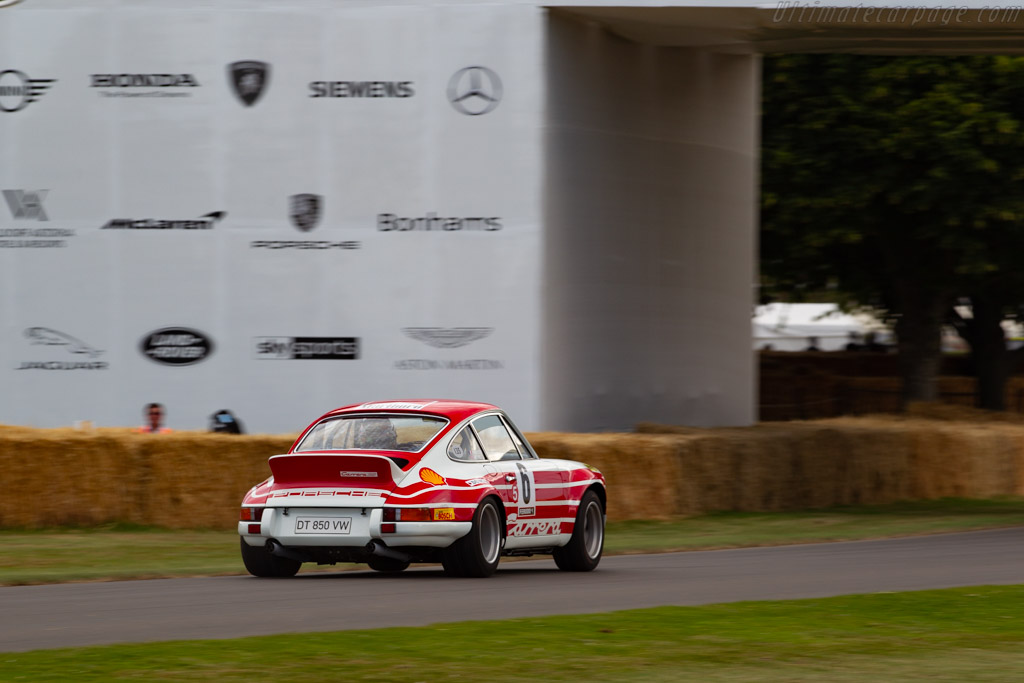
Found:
419,468 -> 446,486
509,519 -> 562,536
339,471 -> 376,478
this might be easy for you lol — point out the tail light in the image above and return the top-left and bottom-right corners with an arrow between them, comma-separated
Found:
239,507 -> 265,522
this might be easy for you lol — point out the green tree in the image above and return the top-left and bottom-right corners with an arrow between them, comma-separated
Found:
762,54 -> 1024,407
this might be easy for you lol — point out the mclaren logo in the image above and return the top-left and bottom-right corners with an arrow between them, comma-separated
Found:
228,60 -> 270,107
0,70 -> 56,113
447,66 -> 501,116
403,327 -> 493,349
101,211 -> 225,230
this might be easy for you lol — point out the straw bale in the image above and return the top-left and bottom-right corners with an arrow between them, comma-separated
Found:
6,417 -> 1024,528
529,432 -> 688,521
139,433 -> 293,528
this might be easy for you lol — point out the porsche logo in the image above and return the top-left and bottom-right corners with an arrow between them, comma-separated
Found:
228,60 -> 270,107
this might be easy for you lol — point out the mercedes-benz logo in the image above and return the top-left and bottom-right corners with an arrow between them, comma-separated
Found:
447,66 -> 502,116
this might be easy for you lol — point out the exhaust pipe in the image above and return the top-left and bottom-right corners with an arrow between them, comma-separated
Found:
266,539 -> 311,564
366,540 -> 411,563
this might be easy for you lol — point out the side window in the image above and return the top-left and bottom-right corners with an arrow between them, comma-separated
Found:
473,414 -> 521,461
501,415 -> 536,459
448,426 -> 485,462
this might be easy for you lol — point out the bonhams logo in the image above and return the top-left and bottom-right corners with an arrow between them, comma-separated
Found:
16,327 -> 108,370
0,70 -> 55,113
229,61 -> 270,107
378,212 -> 501,232
140,327 -> 214,366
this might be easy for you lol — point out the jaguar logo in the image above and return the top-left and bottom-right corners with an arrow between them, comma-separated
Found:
25,327 -> 103,358
228,60 -> 270,107
402,327 -> 493,349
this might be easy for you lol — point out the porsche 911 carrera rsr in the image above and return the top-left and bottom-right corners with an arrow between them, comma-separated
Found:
239,400 -> 606,578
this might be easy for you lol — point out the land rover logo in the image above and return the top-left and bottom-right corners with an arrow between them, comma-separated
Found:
140,327 -> 214,366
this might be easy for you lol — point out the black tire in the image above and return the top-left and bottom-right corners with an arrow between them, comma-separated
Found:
441,497 -> 503,577
367,556 -> 410,573
240,538 -> 301,577
553,489 -> 604,572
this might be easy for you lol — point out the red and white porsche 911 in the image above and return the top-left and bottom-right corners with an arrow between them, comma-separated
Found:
239,400 -> 606,578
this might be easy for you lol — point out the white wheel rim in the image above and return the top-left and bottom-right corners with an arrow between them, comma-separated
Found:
583,500 -> 604,559
479,503 -> 501,564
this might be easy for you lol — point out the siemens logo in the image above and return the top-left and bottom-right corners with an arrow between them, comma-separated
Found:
309,81 -> 414,98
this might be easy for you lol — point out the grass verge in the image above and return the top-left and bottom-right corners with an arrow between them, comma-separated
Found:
4,586 -> 1024,681
3,497 -> 1024,586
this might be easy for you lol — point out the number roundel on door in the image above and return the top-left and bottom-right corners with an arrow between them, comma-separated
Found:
516,462 -> 532,505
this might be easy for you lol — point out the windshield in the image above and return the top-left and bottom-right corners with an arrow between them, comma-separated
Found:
295,414 -> 447,453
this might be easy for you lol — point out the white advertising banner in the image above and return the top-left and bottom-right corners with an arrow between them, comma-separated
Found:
0,2 -> 544,433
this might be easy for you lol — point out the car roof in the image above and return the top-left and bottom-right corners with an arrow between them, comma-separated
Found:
323,399 -> 500,424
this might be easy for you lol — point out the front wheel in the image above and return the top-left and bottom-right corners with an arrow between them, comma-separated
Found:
553,489 -> 604,572
442,497 -> 503,577
240,538 -> 301,577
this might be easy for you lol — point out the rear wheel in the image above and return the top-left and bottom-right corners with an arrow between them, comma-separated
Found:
240,538 -> 301,577
553,489 -> 604,572
442,497 -> 503,577
367,557 -> 410,573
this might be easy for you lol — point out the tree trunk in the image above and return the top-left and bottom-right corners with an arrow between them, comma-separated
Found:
894,286 -> 947,403
967,296 -> 1010,411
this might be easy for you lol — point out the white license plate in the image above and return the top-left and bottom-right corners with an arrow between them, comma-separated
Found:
294,517 -> 352,534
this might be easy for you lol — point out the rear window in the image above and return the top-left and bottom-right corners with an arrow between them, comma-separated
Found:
295,414 -> 447,453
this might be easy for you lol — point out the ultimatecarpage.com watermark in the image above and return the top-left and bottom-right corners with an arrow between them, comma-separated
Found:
772,2 -> 1023,25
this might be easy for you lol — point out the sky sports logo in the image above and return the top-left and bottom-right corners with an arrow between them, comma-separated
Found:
253,337 -> 359,360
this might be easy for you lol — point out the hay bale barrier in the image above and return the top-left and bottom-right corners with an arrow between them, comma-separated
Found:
3,412 -> 1024,528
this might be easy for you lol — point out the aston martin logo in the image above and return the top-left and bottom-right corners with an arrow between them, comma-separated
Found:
447,66 -> 502,116
228,60 -> 270,107
402,327 -> 493,349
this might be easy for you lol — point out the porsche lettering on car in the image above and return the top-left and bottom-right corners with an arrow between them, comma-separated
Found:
239,400 -> 606,577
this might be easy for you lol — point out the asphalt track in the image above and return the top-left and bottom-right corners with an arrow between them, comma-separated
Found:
3,527 -> 1024,652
